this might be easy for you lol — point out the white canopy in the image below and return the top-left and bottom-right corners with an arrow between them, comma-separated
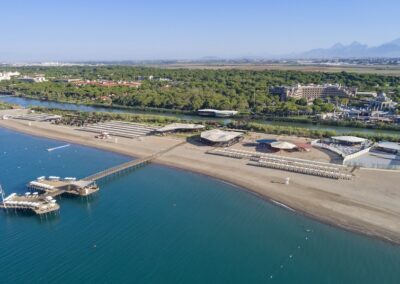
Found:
29,181 -> 55,190
156,123 -> 205,133
270,141 -> 297,150
376,141 -> 400,151
200,129 -> 243,143
332,136 -> 366,144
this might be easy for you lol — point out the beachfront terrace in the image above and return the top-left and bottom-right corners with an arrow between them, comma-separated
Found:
14,112 -> 62,122
208,148 -> 352,180
312,136 -> 374,159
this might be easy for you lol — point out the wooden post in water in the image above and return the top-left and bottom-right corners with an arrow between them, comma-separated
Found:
0,184 -> 5,208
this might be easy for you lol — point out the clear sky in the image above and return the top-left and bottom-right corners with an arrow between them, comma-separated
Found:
1,0 -> 400,62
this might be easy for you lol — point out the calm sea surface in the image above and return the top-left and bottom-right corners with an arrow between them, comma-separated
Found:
0,128 -> 399,283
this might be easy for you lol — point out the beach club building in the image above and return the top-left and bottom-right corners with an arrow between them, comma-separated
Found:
256,139 -> 311,152
200,129 -> 244,147
374,142 -> 400,155
197,109 -> 238,118
331,136 -> 367,146
155,123 -> 205,134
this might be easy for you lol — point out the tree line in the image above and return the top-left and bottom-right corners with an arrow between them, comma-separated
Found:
1,66 -> 399,114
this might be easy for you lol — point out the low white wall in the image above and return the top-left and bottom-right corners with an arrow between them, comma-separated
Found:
312,139 -> 374,165
343,146 -> 373,163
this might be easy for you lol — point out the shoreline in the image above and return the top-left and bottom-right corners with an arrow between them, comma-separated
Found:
1,118 -> 399,245
156,159 -> 400,246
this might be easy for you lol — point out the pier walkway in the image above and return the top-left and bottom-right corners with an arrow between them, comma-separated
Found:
83,141 -> 186,182
1,141 -> 186,216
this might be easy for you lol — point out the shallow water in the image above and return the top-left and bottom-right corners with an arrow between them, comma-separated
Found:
0,128 -> 399,283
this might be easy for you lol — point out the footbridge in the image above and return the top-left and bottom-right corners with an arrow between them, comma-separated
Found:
82,141 -> 186,182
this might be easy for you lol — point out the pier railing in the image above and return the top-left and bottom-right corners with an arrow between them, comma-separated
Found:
82,156 -> 154,181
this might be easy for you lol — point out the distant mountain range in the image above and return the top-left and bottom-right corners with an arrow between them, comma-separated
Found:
293,38 -> 400,58
2,38 -> 400,64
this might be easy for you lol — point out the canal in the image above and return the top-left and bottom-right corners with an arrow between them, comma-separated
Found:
1,95 -> 399,137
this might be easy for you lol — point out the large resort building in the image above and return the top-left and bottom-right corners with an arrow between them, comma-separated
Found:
270,84 -> 357,101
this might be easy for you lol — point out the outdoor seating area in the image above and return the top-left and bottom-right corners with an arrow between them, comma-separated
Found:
312,136 -> 374,158
344,151 -> 400,170
208,148 -> 351,180
77,121 -> 156,138
0,193 -> 60,214
27,176 -> 99,197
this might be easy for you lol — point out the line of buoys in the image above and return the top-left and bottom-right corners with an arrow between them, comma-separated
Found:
267,230 -> 313,281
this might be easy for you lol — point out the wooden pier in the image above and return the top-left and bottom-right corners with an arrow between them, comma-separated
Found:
82,155 -> 154,181
1,141 -> 186,216
82,141 -> 186,182
1,177 -> 98,216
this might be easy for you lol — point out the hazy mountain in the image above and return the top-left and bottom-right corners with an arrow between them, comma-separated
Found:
294,38 -> 400,58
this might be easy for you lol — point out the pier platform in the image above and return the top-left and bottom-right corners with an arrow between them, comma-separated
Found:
27,176 -> 99,197
0,193 -> 59,215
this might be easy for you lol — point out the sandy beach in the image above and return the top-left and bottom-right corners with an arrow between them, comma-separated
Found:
1,115 -> 399,244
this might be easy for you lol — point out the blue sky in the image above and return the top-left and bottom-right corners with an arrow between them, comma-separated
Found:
1,0 -> 400,61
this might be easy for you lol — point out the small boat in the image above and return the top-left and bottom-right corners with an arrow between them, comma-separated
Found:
47,144 -> 70,152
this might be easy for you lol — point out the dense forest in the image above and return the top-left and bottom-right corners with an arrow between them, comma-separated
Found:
1,66 -> 400,114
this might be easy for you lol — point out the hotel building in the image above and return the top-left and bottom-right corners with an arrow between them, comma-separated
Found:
270,84 -> 357,101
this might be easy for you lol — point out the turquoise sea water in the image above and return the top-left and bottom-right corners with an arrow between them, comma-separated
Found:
0,128 -> 399,283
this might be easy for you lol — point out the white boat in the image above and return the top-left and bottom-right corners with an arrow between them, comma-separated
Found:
47,144 -> 70,152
